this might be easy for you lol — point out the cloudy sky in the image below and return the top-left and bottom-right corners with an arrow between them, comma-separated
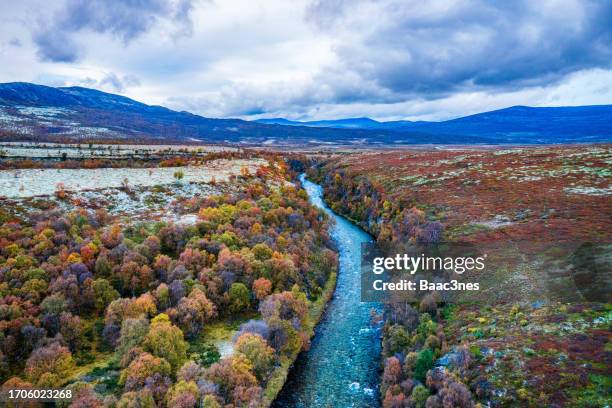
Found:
1,0 -> 611,121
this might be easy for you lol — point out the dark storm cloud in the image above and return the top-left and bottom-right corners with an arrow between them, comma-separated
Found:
33,0 -> 196,62
33,29 -> 79,63
306,0 -> 612,99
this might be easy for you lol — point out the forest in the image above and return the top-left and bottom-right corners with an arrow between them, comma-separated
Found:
0,153 -> 338,407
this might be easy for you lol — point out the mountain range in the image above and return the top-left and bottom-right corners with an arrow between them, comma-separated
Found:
1,82 -> 611,145
257,105 -> 612,143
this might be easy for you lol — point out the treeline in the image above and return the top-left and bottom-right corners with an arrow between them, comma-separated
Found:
0,172 -> 338,407
0,150 -> 252,170
307,165 -> 443,244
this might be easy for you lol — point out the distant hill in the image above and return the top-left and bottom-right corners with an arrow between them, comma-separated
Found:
1,82 -> 610,145
256,117 -> 383,129
257,105 -> 612,144
382,105 -> 612,143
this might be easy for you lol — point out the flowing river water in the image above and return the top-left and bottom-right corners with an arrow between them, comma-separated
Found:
273,175 -> 382,408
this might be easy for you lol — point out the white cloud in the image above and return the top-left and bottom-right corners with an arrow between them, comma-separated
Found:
0,0 -> 610,121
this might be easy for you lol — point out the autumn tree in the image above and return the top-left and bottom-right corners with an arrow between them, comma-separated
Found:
172,287 -> 217,338
252,278 -> 272,301
119,352 -> 171,391
204,355 -> 258,404
59,312 -> 84,352
116,389 -> 156,408
165,380 -> 199,408
234,333 -> 275,381
24,342 -> 75,387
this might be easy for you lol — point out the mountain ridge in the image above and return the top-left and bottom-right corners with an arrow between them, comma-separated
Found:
1,82 -> 611,145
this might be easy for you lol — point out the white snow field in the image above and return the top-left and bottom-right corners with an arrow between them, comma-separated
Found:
0,158 -> 264,198
0,142 -> 238,158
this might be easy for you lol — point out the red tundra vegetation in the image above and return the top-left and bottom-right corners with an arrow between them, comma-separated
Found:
308,144 -> 611,407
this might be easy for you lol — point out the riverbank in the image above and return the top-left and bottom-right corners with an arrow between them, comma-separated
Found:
262,271 -> 337,406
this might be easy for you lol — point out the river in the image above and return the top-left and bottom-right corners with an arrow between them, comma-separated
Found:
272,174 -> 382,408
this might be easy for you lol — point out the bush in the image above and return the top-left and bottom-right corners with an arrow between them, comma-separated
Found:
173,170 -> 185,182
188,342 -> 220,368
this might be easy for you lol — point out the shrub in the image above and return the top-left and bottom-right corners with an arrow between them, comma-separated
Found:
55,183 -> 67,200
173,170 -> 185,182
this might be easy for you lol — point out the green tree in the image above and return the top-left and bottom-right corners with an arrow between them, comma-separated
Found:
414,348 -> 434,383
143,313 -> 188,370
385,324 -> 411,355
92,278 -> 119,312
252,243 -> 273,261
117,318 -> 150,362
202,395 -> 221,408
411,384 -> 430,408
40,293 -> 68,315
228,283 -> 250,313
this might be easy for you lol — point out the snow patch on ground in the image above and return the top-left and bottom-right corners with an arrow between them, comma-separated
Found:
473,215 -> 514,229
564,186 -> 612,196
0,158 -> 265,198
